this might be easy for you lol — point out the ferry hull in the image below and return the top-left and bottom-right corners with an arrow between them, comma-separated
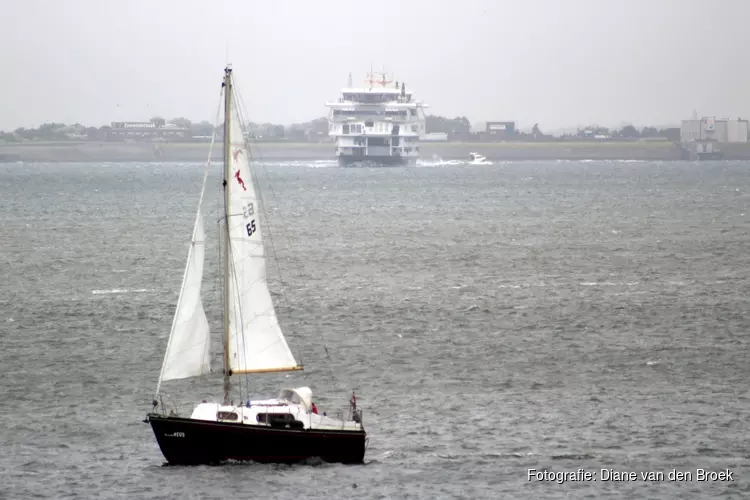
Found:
147,413 -> 366,465
338,155 -> 417,167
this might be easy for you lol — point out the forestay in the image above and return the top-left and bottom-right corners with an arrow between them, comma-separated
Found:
224,94 -> 301,374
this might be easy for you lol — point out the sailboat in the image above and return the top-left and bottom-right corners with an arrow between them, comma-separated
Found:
144,66 -> 367,465
468,152 -> 492,165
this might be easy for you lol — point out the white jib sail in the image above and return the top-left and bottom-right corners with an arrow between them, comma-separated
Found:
224,97 -> 300,374
156,183 -> 212,391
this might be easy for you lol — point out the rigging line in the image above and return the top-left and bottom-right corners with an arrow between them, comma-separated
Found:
154,84 -> 224,399
205,85 -> 226,316
215,218 -> 224,372
233,85 -> 353,401
224,111 -> 249,402
225,224 -> 252,401
210,90 -> 228,384
227,99 -> 267,399
221,75 -> 237,405
233,89 -> 312,369
321,344 -> 348,393
233,87 -> 305,369
232,83 -> 350,407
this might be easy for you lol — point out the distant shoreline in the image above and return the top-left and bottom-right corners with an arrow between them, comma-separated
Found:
2,140 -> 750,162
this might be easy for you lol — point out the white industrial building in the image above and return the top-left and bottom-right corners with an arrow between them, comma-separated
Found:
680,117 -> 748,143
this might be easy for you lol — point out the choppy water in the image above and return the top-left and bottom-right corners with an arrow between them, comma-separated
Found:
3,159 -> 750,499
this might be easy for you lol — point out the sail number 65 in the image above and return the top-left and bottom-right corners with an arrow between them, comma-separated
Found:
246,220 -> 257,237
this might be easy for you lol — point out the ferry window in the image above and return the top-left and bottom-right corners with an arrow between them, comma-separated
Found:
217,411 -> 239,421
365,121 -> 373,127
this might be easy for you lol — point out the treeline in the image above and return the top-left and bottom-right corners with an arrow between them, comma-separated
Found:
424,116 -> 680,141
0,116 -> 330,143
0,115 -> 681,143
0,118 -> 216,142
563,124 -> 680,141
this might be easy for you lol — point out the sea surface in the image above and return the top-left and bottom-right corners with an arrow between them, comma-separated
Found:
2,158 -> 750,499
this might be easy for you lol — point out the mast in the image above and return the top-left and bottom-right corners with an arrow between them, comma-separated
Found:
222,66 -> 233,403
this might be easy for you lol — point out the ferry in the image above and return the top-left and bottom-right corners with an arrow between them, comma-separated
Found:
325,71 -> 427,167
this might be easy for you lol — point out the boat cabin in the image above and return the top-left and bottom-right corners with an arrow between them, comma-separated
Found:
188,386 -> 362,431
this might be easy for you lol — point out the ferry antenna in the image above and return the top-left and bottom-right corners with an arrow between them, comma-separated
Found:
365,70 -> 392,88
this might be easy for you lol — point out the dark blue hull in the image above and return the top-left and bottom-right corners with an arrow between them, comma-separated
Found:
146,413 -> 366,465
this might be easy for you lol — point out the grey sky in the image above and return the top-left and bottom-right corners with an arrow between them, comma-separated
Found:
3,0 -> 749,132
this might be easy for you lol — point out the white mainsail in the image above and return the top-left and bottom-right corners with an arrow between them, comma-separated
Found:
224,93 -> 301,374
156,204 -> 212,389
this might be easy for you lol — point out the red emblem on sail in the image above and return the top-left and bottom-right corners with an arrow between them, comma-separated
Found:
234,170 -> 246,191
233,148 -> 243,162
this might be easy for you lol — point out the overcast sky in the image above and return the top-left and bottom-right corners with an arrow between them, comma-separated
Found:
3,0 -> 749,132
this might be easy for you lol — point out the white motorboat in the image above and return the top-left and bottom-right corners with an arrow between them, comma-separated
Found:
468,152 -> 492,165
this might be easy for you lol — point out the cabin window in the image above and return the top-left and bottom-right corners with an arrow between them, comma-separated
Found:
217,411 -> 239,421
365,121 -> 374,128
257,413 -> 295,424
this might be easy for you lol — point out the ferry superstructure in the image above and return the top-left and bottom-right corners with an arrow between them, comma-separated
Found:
325,72 -> 428,167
